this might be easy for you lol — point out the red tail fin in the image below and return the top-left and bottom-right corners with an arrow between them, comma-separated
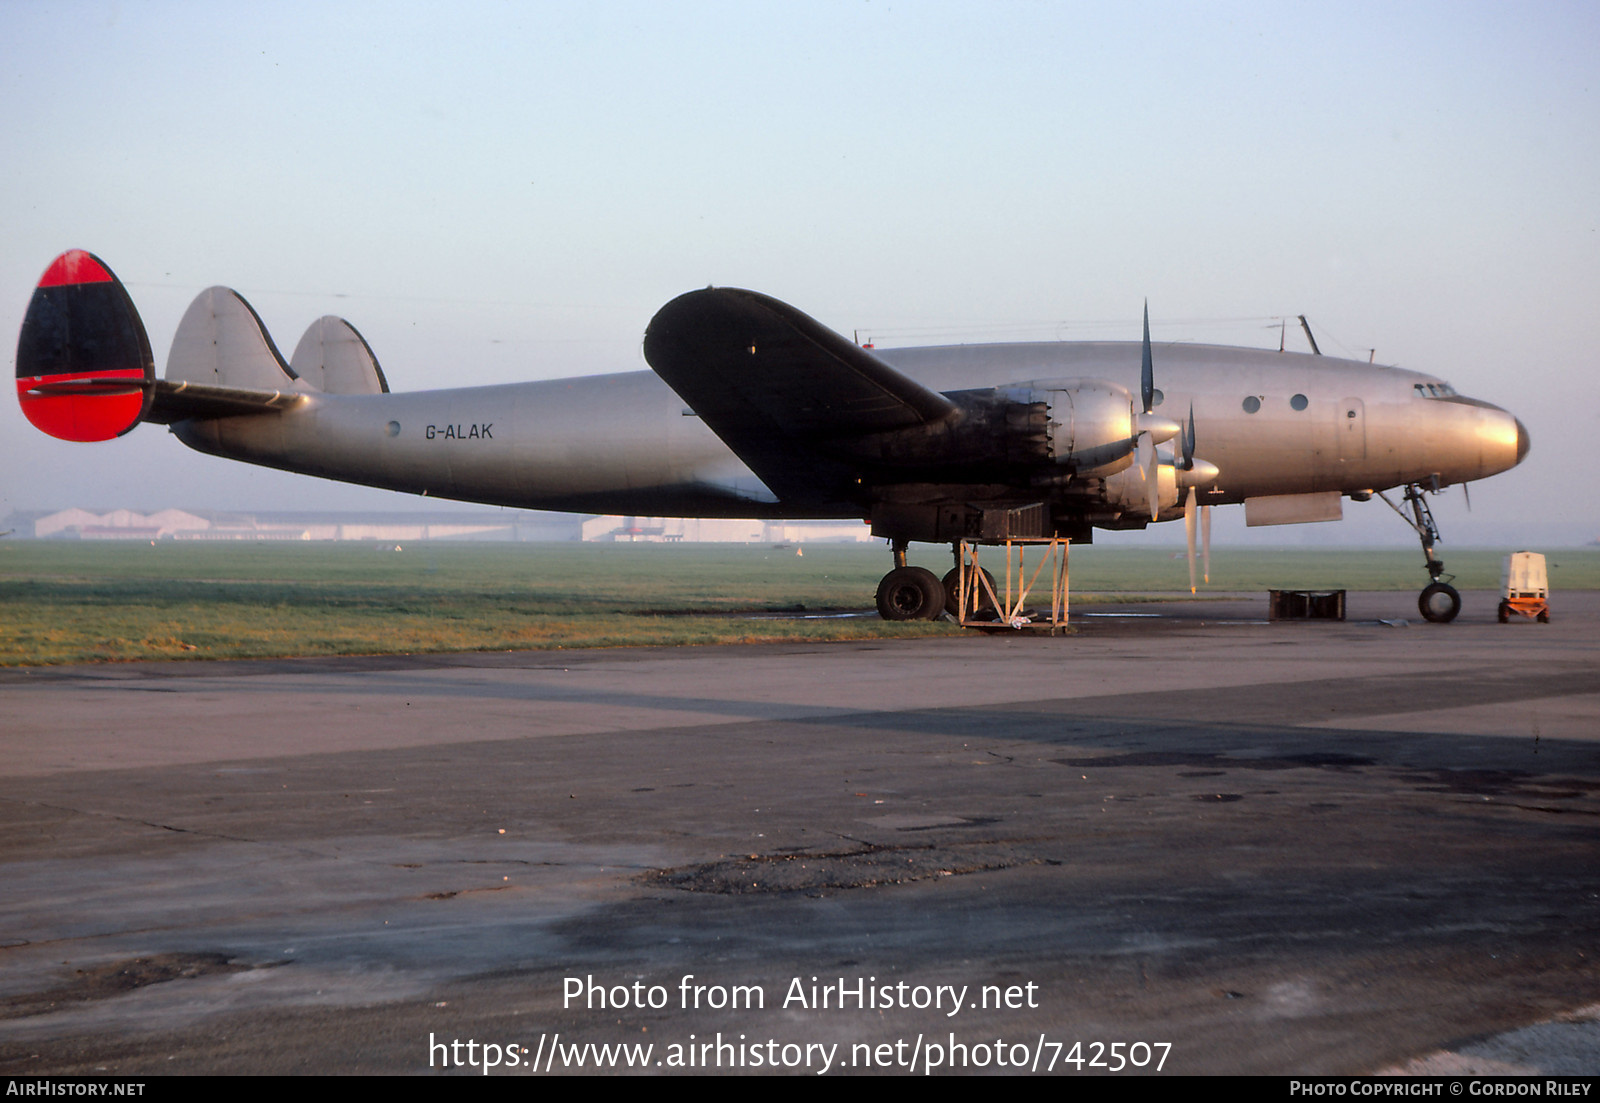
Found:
16,250 -> 154,441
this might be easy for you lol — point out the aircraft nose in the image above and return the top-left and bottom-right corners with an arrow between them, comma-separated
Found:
1456,399 -> 1526,481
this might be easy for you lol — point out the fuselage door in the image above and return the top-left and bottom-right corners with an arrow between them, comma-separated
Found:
1338,397 -> 1367,462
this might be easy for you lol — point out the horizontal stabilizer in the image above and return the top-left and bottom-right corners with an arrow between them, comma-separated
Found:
643,287 -> 958,501
16,250 -> 154,441
168,287 -> 298,393
290,316 -> 389,395
145,379 -> 304,423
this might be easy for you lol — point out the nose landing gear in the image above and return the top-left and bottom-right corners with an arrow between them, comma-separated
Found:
1377,482 -> 1460,623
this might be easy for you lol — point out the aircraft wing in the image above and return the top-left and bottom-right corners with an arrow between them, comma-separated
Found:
643,288 -> 958,503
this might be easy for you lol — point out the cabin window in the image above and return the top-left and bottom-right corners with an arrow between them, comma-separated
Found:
1242,396 -> 1261,414
1150,388 -> 1164,406
1290,393 -> 1308,411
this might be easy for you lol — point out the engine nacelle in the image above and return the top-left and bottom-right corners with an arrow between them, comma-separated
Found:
1017,378 -> 1137,476
859,378 -> 1141,477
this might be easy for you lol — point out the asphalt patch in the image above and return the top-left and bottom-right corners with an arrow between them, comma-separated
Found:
643,841 -> 1038,895
1,953 -> 259,1021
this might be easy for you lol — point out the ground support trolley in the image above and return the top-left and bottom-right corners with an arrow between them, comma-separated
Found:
952,538 -> 1070,633
1499,550 -> 1550,624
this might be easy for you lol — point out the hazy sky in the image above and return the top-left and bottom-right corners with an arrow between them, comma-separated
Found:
3,1 -> 1596,546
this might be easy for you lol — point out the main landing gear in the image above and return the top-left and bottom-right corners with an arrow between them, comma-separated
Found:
1377,482 -> 1460,623
875,540 -> 945,621
872,540 -> 1033,623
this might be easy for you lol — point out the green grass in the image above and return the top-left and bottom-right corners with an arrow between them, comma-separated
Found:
1,541 -> 1594,666
0,542 -> 949,665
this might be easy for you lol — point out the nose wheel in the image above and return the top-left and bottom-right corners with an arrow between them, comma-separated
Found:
1377,482 -> 1460,623
1419,581 -> 1461,623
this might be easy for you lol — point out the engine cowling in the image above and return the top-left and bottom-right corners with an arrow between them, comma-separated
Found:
1023,379 -> 1138,476
848,379 -> 1149,478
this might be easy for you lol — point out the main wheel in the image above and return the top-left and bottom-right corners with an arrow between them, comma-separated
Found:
876,566 -> 945,621
1498,600 -> 1510,623
941,567 -> 996,616
1419,582 -> 1461,623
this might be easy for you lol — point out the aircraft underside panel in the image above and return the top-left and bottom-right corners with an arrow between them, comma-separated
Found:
1244,492 -> 1344,526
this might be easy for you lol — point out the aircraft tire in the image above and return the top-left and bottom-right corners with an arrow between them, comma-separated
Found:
1419,582 -> 1461,623
942,567 -> 996,617
877,566 -> 945,621
1498,600 -> 1510,623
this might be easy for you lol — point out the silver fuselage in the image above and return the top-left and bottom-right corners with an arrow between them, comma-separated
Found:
172,341 -> 1526,524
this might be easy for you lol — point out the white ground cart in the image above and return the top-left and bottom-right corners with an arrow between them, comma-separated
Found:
1498,551 -> 1549,623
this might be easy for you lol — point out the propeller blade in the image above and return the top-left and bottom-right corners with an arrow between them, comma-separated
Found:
1463,482 -> 1472,512
1136,430 -> 1159,520
1141,301 -> 1154,414
1201,504 -> 1212,584
1185,486 -> 1198,593
1182,404 -> 1196,469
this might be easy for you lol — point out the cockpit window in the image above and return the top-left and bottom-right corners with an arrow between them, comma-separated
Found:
1414,382 -> 1458,398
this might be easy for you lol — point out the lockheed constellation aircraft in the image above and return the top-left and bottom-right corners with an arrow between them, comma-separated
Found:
16,250 -> 1528,622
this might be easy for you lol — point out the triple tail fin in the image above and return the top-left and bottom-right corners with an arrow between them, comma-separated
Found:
16,250 -> 154,441
15,250 -> 353,439
166,286 -> 299,392
167,287 -> 388,396
144,286 -> 309,422
18,250 -> 388,440
289,317 -> 389,395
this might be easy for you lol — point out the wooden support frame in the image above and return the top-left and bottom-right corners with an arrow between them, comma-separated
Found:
954,537 -> 1070,633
